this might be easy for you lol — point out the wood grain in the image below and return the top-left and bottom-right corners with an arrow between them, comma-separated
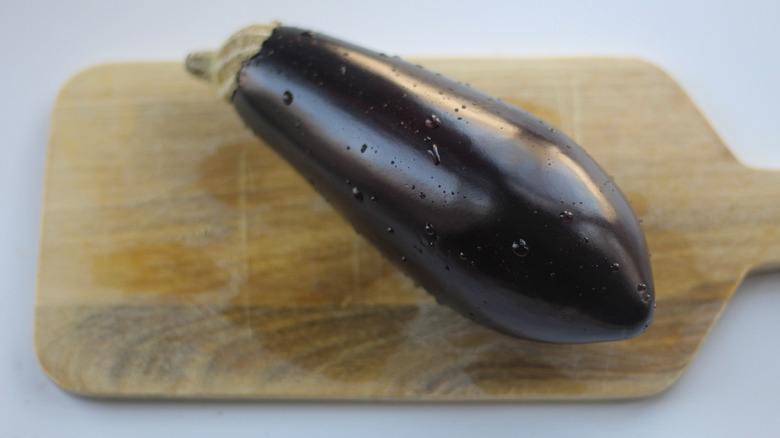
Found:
35,59 -> 780,399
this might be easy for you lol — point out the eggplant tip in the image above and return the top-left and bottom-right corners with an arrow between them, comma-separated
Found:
185,22 -> 280,101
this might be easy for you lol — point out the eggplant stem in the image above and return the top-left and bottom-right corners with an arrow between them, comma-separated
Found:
185,50 -> 216,80
185,22 -> 280,101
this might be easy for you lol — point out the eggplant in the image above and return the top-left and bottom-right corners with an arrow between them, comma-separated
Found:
186,24 -> 654,343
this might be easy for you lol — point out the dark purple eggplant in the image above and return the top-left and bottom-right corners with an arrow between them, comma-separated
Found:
186,24 -> 654,343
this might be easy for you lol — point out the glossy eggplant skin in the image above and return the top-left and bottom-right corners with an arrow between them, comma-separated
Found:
231,27 -> 654,343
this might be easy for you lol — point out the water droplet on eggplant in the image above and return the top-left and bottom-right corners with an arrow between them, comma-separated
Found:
427,144 -> 441,165
425,114 -> 441,129
282,91 -> 293,105
352,187 -> 363,202
511,239 -> 529,257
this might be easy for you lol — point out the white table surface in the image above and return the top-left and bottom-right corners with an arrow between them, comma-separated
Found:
2,1 -> 778,436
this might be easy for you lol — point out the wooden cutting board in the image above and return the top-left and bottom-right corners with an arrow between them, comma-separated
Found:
35,58 -> 780,400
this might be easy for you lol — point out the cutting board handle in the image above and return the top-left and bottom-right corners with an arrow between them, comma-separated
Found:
734,164 -> 780,274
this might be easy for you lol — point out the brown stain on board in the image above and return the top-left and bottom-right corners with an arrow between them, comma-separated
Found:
92,242 -> 228,299
197,141 -> 278,210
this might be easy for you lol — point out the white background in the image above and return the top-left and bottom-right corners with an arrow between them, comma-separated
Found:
2,1 -> 779,436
